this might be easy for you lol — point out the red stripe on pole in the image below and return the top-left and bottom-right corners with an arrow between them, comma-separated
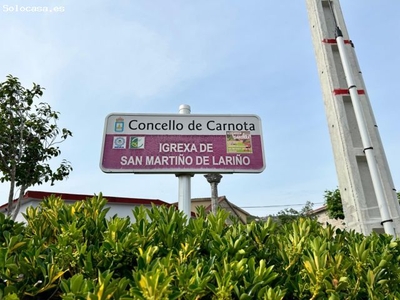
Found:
322,39 -> 351,44
333,89 -> 365,95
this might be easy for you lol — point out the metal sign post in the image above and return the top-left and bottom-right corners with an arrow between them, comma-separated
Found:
177,105 -> 193,218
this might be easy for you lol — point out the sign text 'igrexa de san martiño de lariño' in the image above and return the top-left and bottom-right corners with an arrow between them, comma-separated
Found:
100,114 -> 265,174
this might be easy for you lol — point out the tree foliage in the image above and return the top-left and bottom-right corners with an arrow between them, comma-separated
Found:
325,188 -> 400,221
324,188 -> 345,220
0,75 -> 72,219
275,201 -> 314,224
1,196 -> 400,299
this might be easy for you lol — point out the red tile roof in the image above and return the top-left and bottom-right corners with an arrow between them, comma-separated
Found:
0,190 -> 171,210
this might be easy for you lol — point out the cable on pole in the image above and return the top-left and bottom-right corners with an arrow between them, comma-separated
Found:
327,0 -> 338,28
327,0 -> 343,38
326,0 -> 396,237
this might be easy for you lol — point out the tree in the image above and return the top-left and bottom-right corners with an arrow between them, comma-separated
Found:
324,188 -> 345,220
275,201 -> 314,224
324,188 -> 400,220
0,75 -> 72,219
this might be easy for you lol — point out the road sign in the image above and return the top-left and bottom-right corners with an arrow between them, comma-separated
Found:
100,113 -> 265,173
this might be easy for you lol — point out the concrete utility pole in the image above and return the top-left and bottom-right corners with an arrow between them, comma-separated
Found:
204,174 -> 223,214
306,0 -> 400,236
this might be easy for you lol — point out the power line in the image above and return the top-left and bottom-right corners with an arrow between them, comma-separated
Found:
241,202 -> 324,209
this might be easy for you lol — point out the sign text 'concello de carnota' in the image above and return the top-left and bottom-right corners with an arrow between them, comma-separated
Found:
100,114 -> 265,174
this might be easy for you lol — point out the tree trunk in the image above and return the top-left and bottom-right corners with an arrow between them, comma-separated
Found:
11,184 -> 27,221
7,177 -> 16,217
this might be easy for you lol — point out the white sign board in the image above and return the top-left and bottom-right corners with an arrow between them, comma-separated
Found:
100,113 -> 265,173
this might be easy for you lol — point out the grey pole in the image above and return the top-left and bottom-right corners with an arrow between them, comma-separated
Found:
177,105 -> 192,218
204,173 -> 223,214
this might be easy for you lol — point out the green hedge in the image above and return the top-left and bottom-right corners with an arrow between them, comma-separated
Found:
1,194 -> 400,299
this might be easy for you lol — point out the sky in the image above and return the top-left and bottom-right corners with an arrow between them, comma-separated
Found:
0,0 -> 399,217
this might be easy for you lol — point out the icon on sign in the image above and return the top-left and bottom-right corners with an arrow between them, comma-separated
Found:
113,137 -> 127,149
114,117 -> 124,132
130,137 -> 145,149
226,131 -> 253,153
